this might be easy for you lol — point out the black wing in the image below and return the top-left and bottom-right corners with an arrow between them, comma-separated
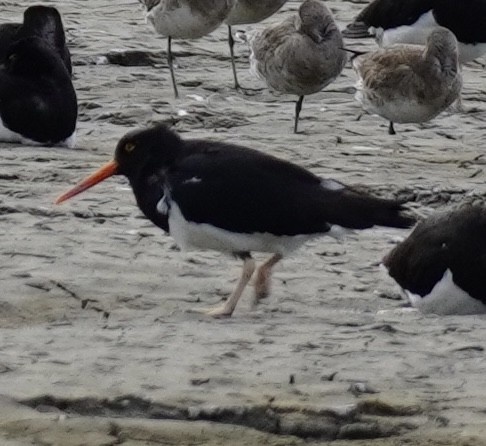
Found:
435,0 -> 486,44
344,0 -> 435,37
166,141 -> 413,236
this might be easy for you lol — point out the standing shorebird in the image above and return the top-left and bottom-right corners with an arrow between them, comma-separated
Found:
0,5 -> 72,75
343,0 -> 486,65
224,0 -> 287,90
246,0 -> 346,133
56,124 -> 414,318
352,28 -> 462,135
383,205 -> 486,315
139,0 -> 235,98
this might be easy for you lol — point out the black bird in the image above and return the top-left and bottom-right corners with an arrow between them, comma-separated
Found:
383,205 -> 486,315
0,5 -> 72,75
0,37 -> 77,147
56,124 -> 415,317
343,0 -> 486,65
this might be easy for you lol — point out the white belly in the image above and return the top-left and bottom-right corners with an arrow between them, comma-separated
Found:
379,11 -> 437,48
355,88 -> 443,124
405,269 -> 486,315
0,117 -> 76,148
378,10 -> 486,64
166,201 -> 324,255
458,42 -> 486,64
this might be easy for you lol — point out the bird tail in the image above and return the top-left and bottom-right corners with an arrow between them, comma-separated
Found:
342,21 -> 374,39
320,179 -> 416,230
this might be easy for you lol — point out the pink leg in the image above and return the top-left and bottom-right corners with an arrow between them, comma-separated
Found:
254,254 -> 283,301
196,256 -> 256,318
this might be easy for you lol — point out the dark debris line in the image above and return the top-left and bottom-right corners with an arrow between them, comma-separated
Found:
19,394 -> 421,440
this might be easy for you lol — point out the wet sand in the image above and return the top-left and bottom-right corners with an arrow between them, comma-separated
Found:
1,1 -> 486,444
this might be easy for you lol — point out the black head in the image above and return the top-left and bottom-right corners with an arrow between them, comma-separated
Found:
5,36 -> 67,77
22,6 -> 66,44
55,124 -> 183,205
114,124 -> 183,178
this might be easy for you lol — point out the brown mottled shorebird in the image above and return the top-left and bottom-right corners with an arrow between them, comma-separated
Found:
352,28 -> 462,135
224,0 -> 287,90
139,0 -> 235,98
246,0 -> 346,133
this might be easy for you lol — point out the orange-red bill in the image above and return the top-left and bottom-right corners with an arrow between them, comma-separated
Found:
55,160 -> 119,204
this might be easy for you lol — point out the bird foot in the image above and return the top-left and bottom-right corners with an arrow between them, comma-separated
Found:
190,305 -> 233,318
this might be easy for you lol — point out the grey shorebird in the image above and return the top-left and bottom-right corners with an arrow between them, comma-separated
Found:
139,0 -> 235,98
352,27 -> 462,135
224,0 -> 287,90
245,0 -> 346,133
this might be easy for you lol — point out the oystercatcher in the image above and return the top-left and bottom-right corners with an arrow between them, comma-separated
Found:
138,0 -> 235,98
0,5 -> 71,75
0,37 -> 77,147
245,0 -> 346,133
56,124 -> 415,318
224,0 -> 287,90
383,205 -> 486,315
352,28 -> 462,135
343,0 -> 486,65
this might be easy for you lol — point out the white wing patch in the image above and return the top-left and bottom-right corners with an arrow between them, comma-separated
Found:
182,176 -> 202,185
405,269 -> 486,315
156,194 -> 169,215
321,178 -> 345,191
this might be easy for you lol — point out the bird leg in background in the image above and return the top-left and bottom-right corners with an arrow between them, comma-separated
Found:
228,25 -> 240,90
388,121 -> 396,135
198,254 -> 256,318
167,36 -> 179,98
294,95 -> 304,133
254,253 -> 283,301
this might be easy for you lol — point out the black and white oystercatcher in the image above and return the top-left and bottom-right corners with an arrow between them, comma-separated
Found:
0,37 -> 77,147
0,5 -> 72,75
383,205 -> 486,315
56,124 -> 415,317
343,0 -> 486,65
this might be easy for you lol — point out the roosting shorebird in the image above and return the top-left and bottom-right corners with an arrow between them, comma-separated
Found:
352,28 -> 462,135
384,205 -> 486,315
0,23 -> 76,147
224,0 -> 287,90
56,124 -> 415,318
138,0 -> 235,98
245,0 -> 346,133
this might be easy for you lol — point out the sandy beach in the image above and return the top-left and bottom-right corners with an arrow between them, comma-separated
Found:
2,0 -> 486,444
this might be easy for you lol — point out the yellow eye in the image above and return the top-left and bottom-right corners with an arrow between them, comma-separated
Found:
125,142 -> 135,153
